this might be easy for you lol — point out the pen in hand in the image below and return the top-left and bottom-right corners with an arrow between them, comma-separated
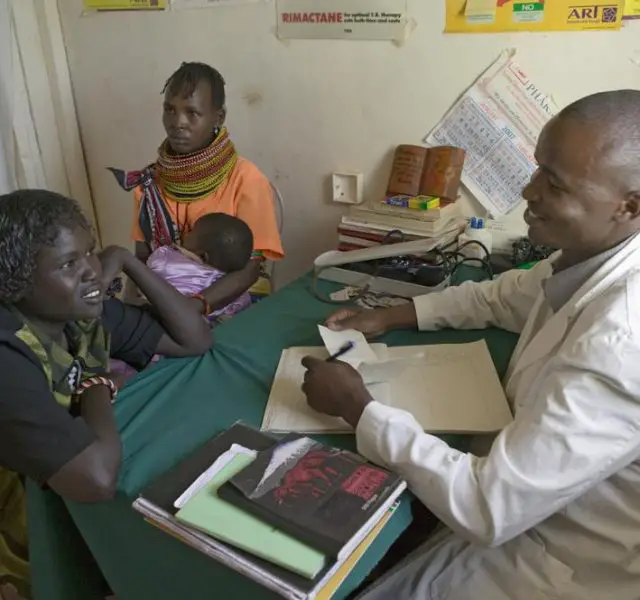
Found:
326,341 -> 355,362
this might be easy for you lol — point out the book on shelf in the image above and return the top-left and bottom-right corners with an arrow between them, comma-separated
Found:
370,198 -> 461,222
349,201 -> 461,227
133,423 -> 402,600
386,145 -> 465,201
341,216 -> 465,244
337,224 -> 461,253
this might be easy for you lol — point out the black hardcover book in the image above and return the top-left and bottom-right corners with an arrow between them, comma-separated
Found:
139,423 -> 329,593
218,436 -> 403,558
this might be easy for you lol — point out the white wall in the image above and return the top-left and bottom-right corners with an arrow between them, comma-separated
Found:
0,0 -> 14,194
3,1 -> 95,219
58,1 -> 640,284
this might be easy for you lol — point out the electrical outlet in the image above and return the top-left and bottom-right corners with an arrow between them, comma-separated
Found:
332,171 -> 364,204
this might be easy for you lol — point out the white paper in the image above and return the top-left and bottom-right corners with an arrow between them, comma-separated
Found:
385,341 -> 512,433
263,340 -> 512,434
359,354 -> 423,385
173,444 -> 256,509
425,50 -> 559,217
318,325 -> 378,367
317,324 -> 420,383
262,346 -> 391,434
276,0 -> 409,40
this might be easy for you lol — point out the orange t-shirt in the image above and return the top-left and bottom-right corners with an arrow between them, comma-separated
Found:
132,157 -> 284,260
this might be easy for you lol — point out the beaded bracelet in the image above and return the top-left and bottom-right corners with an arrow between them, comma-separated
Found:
75,376 -> 118,403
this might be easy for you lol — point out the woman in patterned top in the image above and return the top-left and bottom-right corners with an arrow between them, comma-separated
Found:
0,189 -> 212,598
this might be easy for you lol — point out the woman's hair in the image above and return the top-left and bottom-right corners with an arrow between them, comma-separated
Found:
0,190 -> 90,303
162,62 -> 226,110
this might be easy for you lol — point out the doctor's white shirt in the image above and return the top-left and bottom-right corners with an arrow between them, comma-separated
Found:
357,235 -> 640,600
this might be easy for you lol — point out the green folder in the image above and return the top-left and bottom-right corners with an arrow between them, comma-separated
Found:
175,453 -> 326,579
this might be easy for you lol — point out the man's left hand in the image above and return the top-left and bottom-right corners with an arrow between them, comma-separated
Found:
301,356 -> 372,429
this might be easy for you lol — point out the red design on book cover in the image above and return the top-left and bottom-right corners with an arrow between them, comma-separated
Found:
273,449 -> 341,504
341,466 -> 388,501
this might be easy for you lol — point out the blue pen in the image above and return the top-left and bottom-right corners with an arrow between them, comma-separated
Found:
326,341 -> 354,362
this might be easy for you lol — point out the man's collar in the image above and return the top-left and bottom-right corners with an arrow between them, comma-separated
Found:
543,234 -> 638,312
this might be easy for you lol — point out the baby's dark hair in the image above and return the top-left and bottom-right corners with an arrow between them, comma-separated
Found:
0,190 -> 90,303
162,62 -> 226,110
190,213 -> 253,273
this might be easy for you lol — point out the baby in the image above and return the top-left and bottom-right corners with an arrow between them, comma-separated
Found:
147,212 -> 253,320
110,214 -> 253,380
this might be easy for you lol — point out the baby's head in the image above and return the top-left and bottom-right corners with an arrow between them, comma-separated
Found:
183,213 -> 253,273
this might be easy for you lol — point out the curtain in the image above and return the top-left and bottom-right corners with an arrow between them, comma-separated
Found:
0,0 -> 15,194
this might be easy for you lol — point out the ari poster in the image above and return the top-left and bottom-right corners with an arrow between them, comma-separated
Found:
424,50 -> 558,217
83,0 -> 165,9
276,0 -> 409,40
623,0 -> 640,18
445,0 -> 624,33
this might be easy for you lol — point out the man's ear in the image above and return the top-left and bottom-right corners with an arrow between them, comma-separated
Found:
620,190 -> 640,221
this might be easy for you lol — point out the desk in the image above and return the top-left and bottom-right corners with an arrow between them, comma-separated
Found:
28,271 -> 518,600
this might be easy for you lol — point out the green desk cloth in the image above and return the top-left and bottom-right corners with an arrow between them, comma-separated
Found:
28,270 -> 518,600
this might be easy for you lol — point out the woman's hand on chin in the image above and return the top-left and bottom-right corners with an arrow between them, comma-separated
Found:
98,246 -> 133,291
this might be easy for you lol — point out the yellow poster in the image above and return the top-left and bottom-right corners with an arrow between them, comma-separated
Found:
623,0 -> 640,18
83,0 -> 165,9
446,0 -> 624,33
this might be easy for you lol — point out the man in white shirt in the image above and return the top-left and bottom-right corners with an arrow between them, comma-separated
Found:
301,90 -> 640,600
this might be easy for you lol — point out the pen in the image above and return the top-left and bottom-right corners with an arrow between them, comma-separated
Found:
326,341 -> 354,362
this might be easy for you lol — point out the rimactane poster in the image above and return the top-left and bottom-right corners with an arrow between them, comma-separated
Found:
276,0 -> 409,40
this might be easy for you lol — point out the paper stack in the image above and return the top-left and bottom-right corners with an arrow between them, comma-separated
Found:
262,326 -> 513,435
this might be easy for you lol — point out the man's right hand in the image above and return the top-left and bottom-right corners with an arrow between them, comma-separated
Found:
325,308 -> 391,338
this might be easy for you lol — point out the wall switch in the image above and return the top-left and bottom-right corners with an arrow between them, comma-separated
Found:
332,171 -> 364,204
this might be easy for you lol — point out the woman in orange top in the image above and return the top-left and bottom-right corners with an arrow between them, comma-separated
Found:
111,62 -> 284,308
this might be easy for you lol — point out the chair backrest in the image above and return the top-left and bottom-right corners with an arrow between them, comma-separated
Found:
270,181 -> 285,235
260,181 -> 284,291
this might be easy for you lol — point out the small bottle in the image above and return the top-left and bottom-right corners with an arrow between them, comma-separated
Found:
458,217 -> 493,260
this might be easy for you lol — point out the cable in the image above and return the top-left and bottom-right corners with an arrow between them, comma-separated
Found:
451,239 -> 493,280
310,238 -> 494,305
311,265 -> 372,304
311,229 -> 410,304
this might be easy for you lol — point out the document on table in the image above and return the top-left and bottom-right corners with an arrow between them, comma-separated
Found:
262,339 -> 513,434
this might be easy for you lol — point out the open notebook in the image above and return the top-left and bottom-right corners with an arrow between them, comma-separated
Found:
262,338 -> 512,434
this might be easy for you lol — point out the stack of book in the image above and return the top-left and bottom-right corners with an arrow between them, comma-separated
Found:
338,144 -> 467,252
339,202 -> 464,252
133,423 -> 406,600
